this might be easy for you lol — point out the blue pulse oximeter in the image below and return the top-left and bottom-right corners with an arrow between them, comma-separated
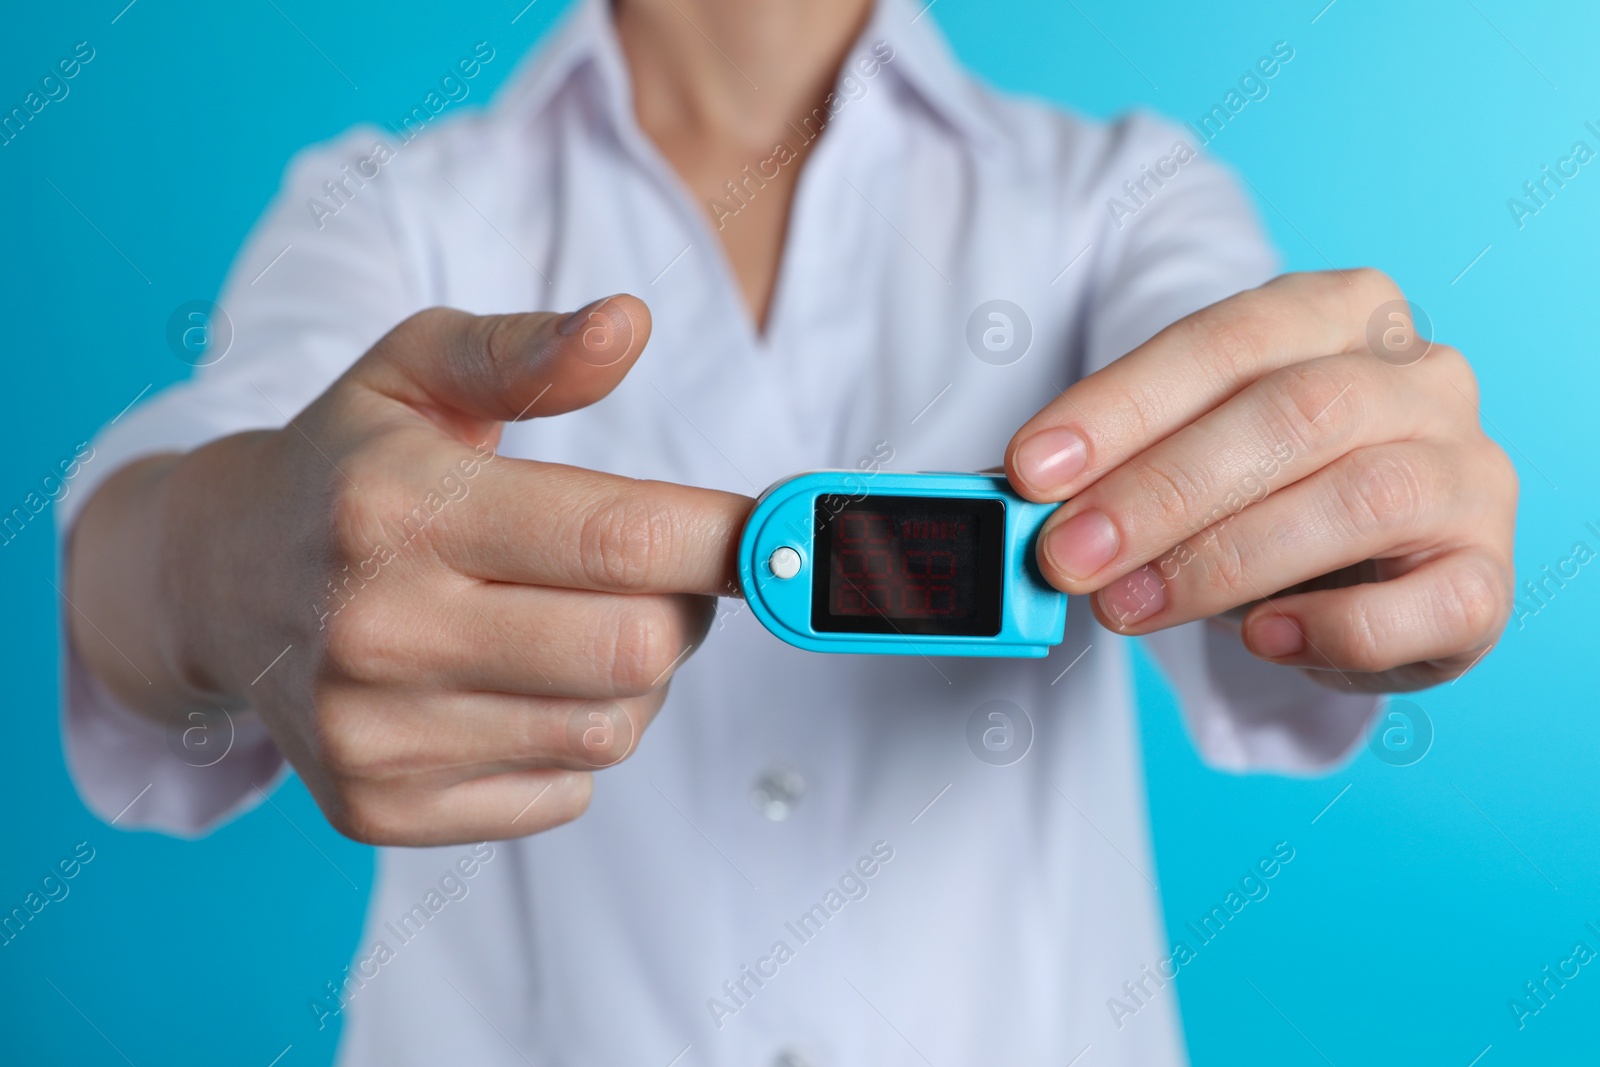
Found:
738,471 -> 1068,657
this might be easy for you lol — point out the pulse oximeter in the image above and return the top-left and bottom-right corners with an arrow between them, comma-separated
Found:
738,471 -> 1068,657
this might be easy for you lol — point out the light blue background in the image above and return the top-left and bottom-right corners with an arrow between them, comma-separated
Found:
2,1 -> 1595,1063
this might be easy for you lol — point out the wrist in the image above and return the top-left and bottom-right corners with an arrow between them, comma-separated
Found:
67,451 -> 195,725
153,430 -> 281,711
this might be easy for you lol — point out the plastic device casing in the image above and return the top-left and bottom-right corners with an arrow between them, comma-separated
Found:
738,471 -> 1067,657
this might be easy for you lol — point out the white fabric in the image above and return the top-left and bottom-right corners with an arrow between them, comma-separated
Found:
54,1 -> 1380,1063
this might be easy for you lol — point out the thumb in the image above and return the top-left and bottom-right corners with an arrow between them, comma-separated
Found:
351,295 -> 651,439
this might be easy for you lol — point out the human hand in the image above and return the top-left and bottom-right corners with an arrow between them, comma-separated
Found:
75,296 -> 750,844
1003,271 -> 1517,693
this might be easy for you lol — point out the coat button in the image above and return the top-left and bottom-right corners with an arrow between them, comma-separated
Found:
771,1045 -> 816,1067
751,765 -> 805,821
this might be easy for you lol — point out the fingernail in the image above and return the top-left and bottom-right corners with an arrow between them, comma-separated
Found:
1100,566 -> 1165,627
1014,428 -> 1087,495
558,295 -> 616,335
1043,509 -> 1119,582
1248,615 -> 1305,658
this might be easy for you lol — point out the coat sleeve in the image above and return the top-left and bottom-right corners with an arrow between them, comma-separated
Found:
54,126 -> 429,834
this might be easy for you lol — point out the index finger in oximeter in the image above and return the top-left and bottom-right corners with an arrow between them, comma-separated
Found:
738,471 -> 1067,657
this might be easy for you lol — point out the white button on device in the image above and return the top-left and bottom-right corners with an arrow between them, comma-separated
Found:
768,546 -> 801,579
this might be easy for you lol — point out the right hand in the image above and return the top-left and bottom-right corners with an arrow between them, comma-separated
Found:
72,296 -> 751,845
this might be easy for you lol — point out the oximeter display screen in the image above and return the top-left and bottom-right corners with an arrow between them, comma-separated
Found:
812,495 -> 1004,637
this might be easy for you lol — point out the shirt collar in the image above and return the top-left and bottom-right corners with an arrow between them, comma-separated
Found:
859,0 -> 1000,147
492,0 -> 998,148
491,0 -> 636,135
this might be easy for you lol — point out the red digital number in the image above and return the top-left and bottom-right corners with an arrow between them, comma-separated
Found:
901,549 -> 955,617
833,514 -> 957,618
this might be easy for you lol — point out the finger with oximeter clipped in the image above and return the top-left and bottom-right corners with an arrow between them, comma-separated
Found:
1001,271 -> 1401,595
998,269 -> 1517,692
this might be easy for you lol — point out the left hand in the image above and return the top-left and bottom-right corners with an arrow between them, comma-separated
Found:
1004,270 -> 1518,693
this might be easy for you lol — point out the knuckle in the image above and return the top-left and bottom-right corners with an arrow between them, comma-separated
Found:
1427,342 -> 1466,370
401,309 -> 511,410
325,792 -> 398,846
1340,603 -> 1392,673
543,773 -> 594,827
405,305 -> 458,331
1105,379 -> 1156,445
578,495 -> 676,592
329,443 -> 428,561
383,488 -> 451,558
1195,525 -> 1253,602
329,483 -> 385,562
567,702 -> 636,766
1128,456 -> 1207,531
393,306 -> 459,347
504,700 -> 562,762
1489,442 -> 1521,504
602,603 -> 680,694
322,604 -> 405,684
518,772 -> 595,831
1332,449 -> 1429,541
1427,344 -> 1479,403
383,307 -> 466,370
1350,266 -> 1402,305
1436,555 -> 1508,647
1186,300 -> 1270,382
311,701 -> 375,780
1349,265 -> 1396,290
1260,360 -> 1359,453
467,313 -> 519,393
321,611 -> 370,679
